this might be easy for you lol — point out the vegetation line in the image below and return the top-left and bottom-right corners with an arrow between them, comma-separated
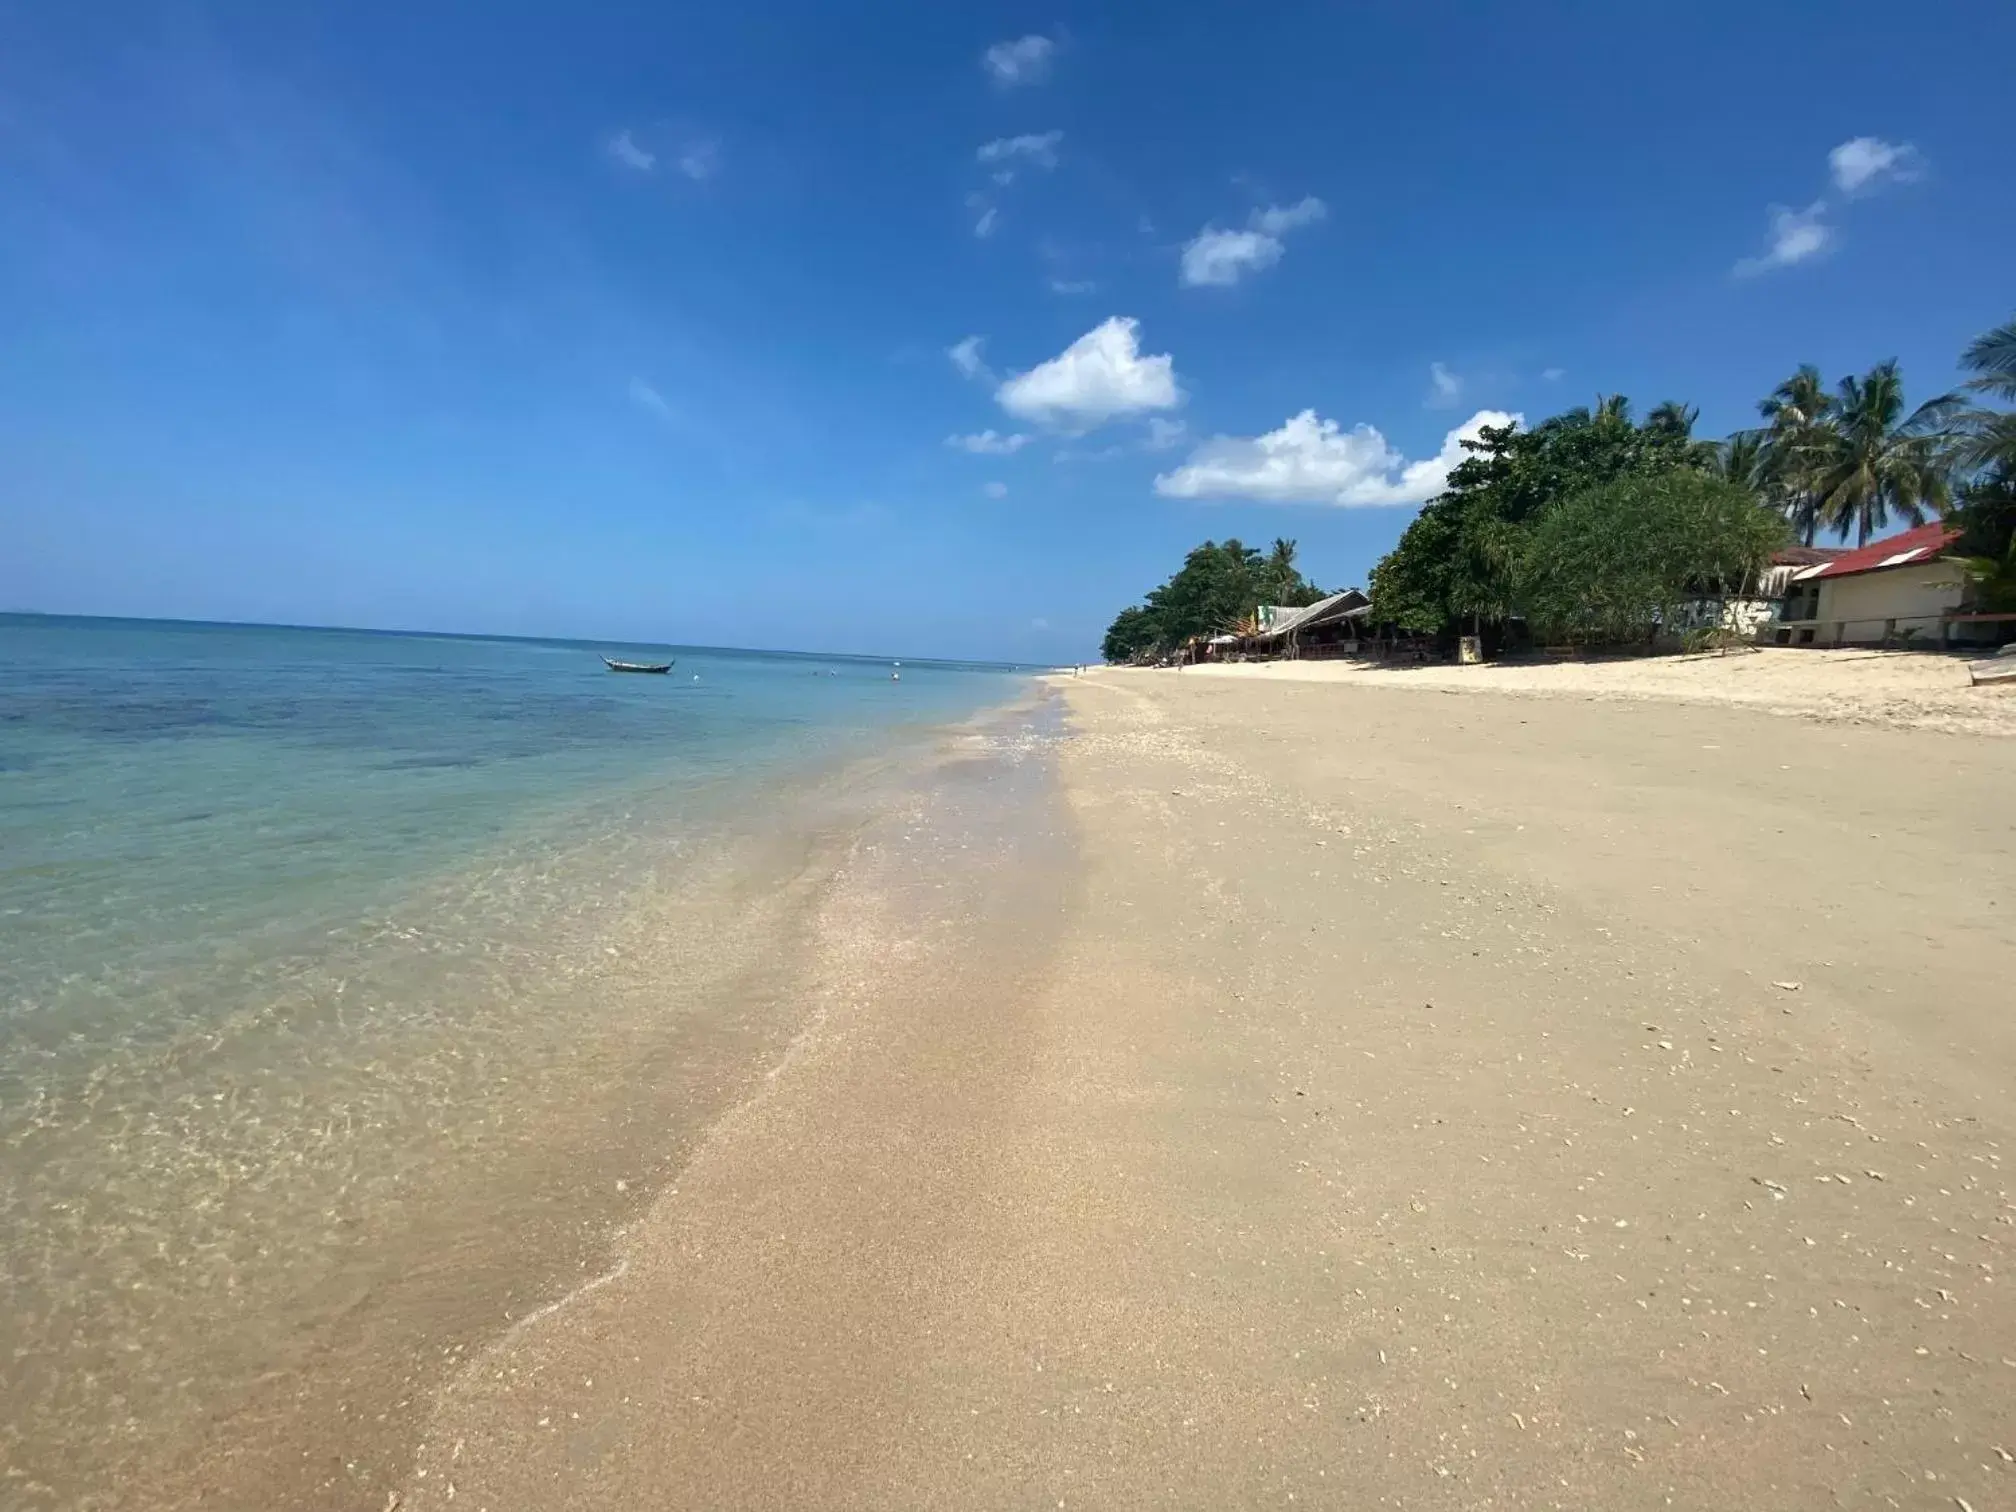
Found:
1104,317 -> 2016,661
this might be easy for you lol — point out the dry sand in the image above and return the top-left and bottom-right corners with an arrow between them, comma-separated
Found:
1175,646 -> 2016,738
402,672 -> 2015,1511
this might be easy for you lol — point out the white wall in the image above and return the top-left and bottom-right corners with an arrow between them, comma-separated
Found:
1814,562 -> 1967,636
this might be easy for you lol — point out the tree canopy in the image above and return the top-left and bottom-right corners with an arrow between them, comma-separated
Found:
1367,403 -> 1704,634
1518,471 -> 1787,644
1101,538 -> 1325,663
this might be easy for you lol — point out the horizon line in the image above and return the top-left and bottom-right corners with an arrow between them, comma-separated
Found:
0,609 -> 1046,672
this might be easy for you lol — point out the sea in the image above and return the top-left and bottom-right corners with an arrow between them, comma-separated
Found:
0,614 -> 1040,1508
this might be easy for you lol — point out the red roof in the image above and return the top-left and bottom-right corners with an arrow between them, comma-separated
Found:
1770,545 -> 1850,567
1790,522 -> 1961,581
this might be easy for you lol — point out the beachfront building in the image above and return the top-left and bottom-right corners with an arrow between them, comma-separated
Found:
1762,522 -> 1991,648
1249,589 -> 1373,660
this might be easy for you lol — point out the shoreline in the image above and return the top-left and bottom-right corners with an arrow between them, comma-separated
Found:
399,686 -> 1078,1506
3,685 -> 1052,1512
396,668 -> 2011,1510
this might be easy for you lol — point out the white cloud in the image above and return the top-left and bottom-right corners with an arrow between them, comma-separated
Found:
996,316 -> 1182,429
1142,417 -> 1188,451
1252,196 -> 1326,236
1030,616 -> 1050,630
1180,197 -> 1327,287
628,377 -> 673,419
983,481 -> 1009,499
973,205 -> 999,238
1428,362 -> 1463,408
1734,201 -> 1832,276
983,34 -> 1056,87
947,429 -> 1029,454
1155,408 -> 1519,507
676,138 -> 720,182
948,336 -> 992,381
978,131 -> 1062,170
1180,228 -> 1282,287
1829,136 -> 1922,195
1541,366 -> 1566,382
606,130 -> 655,172
1048,277 -> 1097,295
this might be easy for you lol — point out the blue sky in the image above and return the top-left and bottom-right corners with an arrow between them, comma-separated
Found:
3,1 -> 2010,661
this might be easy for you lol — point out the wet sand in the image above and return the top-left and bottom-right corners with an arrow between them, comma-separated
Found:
403,671 -> 2015,1511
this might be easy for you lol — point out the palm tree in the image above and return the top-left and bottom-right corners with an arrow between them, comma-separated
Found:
1644,400 -> 1699,439
1715,430 -> 1768,490
1259,537 -> 1323,606
1962,316 -> 2016,400
1955,315 -> 2016,474
1809,361 -> 1962,545
1757,365 -> 1836,545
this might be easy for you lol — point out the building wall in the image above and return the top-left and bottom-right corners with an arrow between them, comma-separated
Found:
1674,596 -> 1775,636
1814,562 -> 1967,637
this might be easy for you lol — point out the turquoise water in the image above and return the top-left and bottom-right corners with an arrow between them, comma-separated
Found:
0,615 -> 1023,1051
0,614 -> 1032,1505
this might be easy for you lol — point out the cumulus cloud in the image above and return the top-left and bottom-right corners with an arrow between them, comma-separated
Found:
1428,362 -> 1463,408
1154,408 -> 1520,507
982,481 -> 1009,499
1180,197 -> 1326,287
1541,366 -> 1566,382
1829,136 -> 1922,195
947,429 -> 1029,454
1734,201 -> 1832,276
996,317 -> 1182,429
978,131 -> 1062,170
983,34 -> 1056,87
1142,417 -> 1188,451
605,130 -> 655,172
1048,277 -> 1097,295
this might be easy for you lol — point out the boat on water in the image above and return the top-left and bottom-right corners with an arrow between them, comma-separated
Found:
603,656 -> 675,674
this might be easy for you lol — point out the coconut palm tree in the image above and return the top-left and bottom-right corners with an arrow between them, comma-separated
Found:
1955,315 -> 2016,474
1715,430 -> 1768,490
1757,365 -> 1836,544
1644,400 -> 1699,439
1809,361 -> 1963,545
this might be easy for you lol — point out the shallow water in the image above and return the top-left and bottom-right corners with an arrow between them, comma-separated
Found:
0,614 -> 1032,1507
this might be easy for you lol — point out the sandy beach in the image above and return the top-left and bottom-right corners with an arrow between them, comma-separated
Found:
1175,646 -> 2016,739
400,670 -> 2015,1511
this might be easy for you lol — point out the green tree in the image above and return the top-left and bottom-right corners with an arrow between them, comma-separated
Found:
1101,537 -> 1328,661
1519,471 -> 1787,645
1810,361 -> 1961,545
1714,430 -> 1768,490
1756,364 -> 1837,545
1100,605 -> 1161,664
1955,314 -> 2016,475
1257,538 -> 1326,609
1947,465 -> 2016,608
1644,400 -> 1700,440
1368,402 -> 1703,635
